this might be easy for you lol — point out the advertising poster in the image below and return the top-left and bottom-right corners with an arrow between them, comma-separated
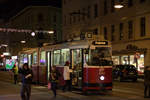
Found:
5,59 -> 15,69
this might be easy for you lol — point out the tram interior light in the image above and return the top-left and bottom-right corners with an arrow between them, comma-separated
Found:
48,31 -> 54,34
1,44 -> 8,47
114,4 -> 124,8
3,52 -> 10,56
21,40 -> 26,44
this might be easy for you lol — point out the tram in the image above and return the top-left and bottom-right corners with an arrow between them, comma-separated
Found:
18,39 -> 113,92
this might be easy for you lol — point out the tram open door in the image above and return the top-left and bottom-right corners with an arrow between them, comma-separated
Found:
71,49 -> 83,90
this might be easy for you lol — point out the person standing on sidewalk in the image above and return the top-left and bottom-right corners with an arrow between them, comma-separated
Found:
19,63 -> 33,100
144,66 -> 150,98
49,66 -> 60,98
63,61 -> 72,92
12,64 -> 18,84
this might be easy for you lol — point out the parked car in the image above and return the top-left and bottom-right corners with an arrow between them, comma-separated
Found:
112,65 -> 138,82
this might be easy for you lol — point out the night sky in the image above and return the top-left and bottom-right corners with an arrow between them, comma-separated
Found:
0,0 -> 61,20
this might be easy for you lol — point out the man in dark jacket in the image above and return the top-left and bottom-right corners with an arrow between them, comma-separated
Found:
144,66 -> 150,98
19,63 -> 33,100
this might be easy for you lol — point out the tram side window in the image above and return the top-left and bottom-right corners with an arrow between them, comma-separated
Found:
23,54 -> 28,63
19,54 -> 24,67
40,51 -> 46,65
32,52 -> 38,65
53,50 -> 61,65
28,54 -> 32,67
61,49 -> 70,65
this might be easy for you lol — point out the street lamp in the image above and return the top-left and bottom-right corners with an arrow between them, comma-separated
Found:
31,32 -> 36,37
114,4 -> 124,9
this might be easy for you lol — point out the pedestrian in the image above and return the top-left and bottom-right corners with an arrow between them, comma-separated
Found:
19,63 -> 33,100
144,66 -> 150,98
12,64 -> 18,84
49,66 -> 60,98
63,61 -> 72,92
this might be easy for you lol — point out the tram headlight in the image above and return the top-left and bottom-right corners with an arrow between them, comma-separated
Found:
100,76 -> 105,80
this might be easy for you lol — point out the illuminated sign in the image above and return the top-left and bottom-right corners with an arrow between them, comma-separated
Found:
5,59 -> 15,69
93,41 -> 108,45
3,52 -> 10,56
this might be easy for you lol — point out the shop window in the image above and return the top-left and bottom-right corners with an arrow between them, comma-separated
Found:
138,54 -> 144,73
40,51 -> 46,65
121,55 -> 129,65
130,54 -> 144,74
112,56 -> 120,65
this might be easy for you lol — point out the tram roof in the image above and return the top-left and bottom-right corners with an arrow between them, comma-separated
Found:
42,40 -> 111,51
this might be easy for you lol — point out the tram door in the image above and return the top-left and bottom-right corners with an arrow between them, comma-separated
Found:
46,52 -> 51,81
72,49 -> 83,89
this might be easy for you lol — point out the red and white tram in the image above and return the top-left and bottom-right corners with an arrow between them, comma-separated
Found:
18,39 -> 113,92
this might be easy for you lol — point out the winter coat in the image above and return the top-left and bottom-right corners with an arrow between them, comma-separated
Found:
19,68 -> 33,84
144,70 -> 150,86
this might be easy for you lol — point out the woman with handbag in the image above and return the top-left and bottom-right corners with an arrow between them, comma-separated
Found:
49,66 -> 60,98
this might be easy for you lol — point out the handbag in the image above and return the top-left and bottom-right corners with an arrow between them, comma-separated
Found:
48,82 -> 51,90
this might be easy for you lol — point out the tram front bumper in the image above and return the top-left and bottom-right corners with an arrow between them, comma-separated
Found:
83,82 -> 112,91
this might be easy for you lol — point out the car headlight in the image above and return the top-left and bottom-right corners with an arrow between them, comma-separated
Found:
100,76 -> 105,80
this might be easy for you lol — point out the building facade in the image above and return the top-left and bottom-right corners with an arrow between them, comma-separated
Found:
62,0 -> 150,73
6,6 -> 62,55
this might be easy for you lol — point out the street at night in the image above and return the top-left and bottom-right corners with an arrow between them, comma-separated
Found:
0,0 -> 150,100
0,79 -> 148,100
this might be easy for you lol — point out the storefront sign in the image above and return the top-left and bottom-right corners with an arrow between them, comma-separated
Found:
126,44 -> 147,52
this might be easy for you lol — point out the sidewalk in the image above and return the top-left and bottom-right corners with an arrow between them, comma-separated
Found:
33,85 -> 149,100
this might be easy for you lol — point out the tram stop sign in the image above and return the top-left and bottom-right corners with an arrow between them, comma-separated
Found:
5,59 -> 15,69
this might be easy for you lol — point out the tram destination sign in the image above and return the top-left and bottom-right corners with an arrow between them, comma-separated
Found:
93,41 -> 108,45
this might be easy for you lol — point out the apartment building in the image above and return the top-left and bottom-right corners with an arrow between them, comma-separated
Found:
6,5 -> 62,55
62,0 -> 150,73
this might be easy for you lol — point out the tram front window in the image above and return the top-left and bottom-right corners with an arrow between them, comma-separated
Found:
86,47 -> 112,66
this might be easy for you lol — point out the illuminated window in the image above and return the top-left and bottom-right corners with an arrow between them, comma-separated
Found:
61,49 -> 70,65
33,52 -> 37,65
54,50 -> 61,65
40,51 -> 46,65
